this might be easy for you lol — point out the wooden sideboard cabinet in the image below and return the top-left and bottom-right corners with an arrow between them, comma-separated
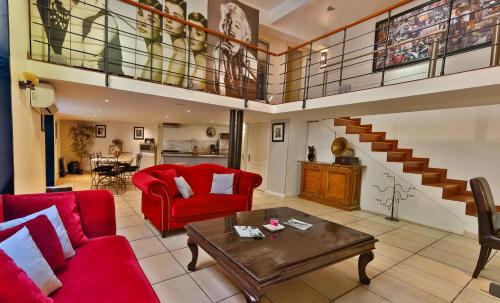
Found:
299,161 -> 363,211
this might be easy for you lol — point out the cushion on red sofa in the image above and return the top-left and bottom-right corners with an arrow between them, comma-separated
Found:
51,236 -> 159,303
170,194 -> 247,218
179,166 -> 241,195
3,192 -> 88,247
0,215 -> 65,271
0,249 -> 53,303
152,169 -> 179,197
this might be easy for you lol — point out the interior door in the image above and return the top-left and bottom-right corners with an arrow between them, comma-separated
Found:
246,122 -> 269,191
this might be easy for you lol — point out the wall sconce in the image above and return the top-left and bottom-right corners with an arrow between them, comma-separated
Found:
320,50 -> 328,68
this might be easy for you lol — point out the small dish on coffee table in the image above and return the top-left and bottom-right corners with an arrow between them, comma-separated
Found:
262,223 -> 285,232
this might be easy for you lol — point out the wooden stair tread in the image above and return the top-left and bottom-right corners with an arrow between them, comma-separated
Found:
426,182 -> 462,188
446,192 -> 474,202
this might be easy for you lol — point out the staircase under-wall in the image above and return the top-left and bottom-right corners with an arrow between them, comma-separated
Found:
333,117 -> 498,217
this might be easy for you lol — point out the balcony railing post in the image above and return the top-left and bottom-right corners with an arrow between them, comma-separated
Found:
428,38 -> 439,78
244,47 -> 249,108
264,51 -> 270,103
440,0 -> 454,76
380,11 -> 392,87
282,53 -> 288,103
104,3 -> 110,87
302,43 -> 313,109
339,29 -> 347,89
490,17 -> 500,67
47,8 -> 51,63
185,25 -> 191,89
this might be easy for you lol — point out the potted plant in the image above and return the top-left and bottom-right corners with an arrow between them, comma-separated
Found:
68,123 -> 95,174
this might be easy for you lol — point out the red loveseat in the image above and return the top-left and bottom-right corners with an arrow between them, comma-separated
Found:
0,190 -> 159,303
132,164 -> 262,237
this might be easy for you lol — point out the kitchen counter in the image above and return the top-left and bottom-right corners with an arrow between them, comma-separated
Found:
161,153 -> 228,166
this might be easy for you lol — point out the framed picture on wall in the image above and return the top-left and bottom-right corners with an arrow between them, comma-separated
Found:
272,123 -> 285,142
134,127 -> 144,140
95,125 -> 106,138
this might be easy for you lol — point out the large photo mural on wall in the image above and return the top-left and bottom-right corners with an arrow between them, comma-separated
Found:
373,0 -> 500,72
206,0 -> 259,99
30,0 -> 211,88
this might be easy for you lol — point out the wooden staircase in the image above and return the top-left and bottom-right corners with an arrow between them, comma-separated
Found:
334,117 -> 480,216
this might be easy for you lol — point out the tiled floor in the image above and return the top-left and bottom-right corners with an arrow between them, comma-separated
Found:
58,174 -> 500,303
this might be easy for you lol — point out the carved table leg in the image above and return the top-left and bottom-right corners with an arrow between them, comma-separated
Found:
187,237 -> 198,272
358,251 -> 374,285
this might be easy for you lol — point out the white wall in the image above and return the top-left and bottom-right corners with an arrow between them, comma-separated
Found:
306,104 -> 500,234
9,0 -> 46,194
266,119 -> 289,195
59,120 -> 158,171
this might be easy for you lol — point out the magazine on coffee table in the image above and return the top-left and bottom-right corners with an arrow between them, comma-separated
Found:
282,218 -> 313,231
234,226 -> 265,238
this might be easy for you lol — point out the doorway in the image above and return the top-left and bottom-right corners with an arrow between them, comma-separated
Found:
245,122 -> 269,191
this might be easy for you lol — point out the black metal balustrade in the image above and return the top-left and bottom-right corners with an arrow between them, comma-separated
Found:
28,0 -> 500,108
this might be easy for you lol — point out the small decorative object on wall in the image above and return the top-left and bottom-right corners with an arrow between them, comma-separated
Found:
372,173 -> 415,221
272,122 -> 285,142
95,125 -> 106,138
307,146 -> 316,162
134,127 -> 144,140
206,126 -> 216,137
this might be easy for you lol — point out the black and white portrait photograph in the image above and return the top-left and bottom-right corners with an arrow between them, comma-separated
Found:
96,125 -> 106,138
186,0 -> 208,91
162,0 -> 186,86
272,123 -> 285,142
134,126 -> 145,140
207,0 -> 259,99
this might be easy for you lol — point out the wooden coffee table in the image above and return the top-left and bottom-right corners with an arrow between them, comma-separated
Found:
185,207 -> 377,303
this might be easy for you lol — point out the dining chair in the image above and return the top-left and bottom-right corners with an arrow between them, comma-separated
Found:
470,177 -> 500,278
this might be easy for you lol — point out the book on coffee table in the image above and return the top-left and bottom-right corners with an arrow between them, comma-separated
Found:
234,226 -> 265,238
282,218 -> 313,231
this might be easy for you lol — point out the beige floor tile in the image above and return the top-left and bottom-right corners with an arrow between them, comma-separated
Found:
430,239 -> 480,261
117,224 -> 155,241
440,234 -> 481,251
400,223 -> 449,240
349,218 -> 396,233
404,254 -> 471,287
374,241 -> 414,261
385,228 -> 437,245
116,214 -> 144,229
145,221 -> 161,236
265,279 -> 329,303
159,230 -> 189,251
334,286 -> 391,303
418,246 -> 477,273
345,222 -> 386,236
299,268 -> 357,299
171,247 -> 217,271
139,252 -> 186,284
467,276 -> 497,294
349,210 -> 379,219
153,274 -> 211,303
320,212 -> 364,225
129,237 -> 167,259
218,293 -> 273,303
367,216 -> 410,228
481,255 -> 500,281
378,233 -> 428,253
189,265 -> 240,302
454,288 -> 500,303
385,262 -> 462,301
365,273 -> 446,303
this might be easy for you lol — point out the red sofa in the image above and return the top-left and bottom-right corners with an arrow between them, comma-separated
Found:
132,164 -> 262,237
0,190 -> 159,303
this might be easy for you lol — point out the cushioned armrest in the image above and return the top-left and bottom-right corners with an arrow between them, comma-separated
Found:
132,172 -> 173,199
75,190 -> 116,238
236,171 -> 263,210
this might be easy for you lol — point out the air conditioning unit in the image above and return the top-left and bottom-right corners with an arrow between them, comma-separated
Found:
30,83 -> 58,115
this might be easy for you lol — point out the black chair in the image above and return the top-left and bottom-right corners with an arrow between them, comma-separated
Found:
121,153 -> 143,181
91,155 -> 124,190
470,177 -> 500,278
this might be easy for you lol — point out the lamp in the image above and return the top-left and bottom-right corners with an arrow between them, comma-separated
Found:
19,72 -> 40,90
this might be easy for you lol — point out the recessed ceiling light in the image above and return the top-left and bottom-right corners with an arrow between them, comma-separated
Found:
165,115 -> 170,118
93,114 -> 97,117
104,99 -> 109,102
187,109 -> 191,113
327,5 -> 335,11
98,109 -> 102,112
210,120 -> 214,123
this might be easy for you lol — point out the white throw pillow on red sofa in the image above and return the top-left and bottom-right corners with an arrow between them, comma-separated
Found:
0,227 -> 62,295
0,206 -> 75,259
210,173 -> 235,195
174,176 -> 194,198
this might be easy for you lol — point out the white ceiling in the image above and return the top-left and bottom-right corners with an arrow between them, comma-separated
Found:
244,0 -> 401,43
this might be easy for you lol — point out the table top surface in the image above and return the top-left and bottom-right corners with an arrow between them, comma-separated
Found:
186,207 -> 375,283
